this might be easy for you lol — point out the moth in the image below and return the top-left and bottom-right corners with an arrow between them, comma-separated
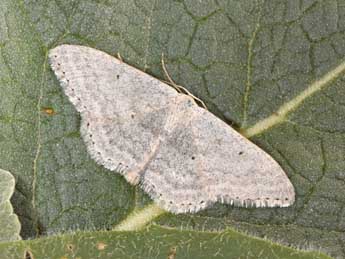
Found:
49,45 -> 295,213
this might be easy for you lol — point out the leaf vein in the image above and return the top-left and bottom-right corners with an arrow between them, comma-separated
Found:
242,59 -> 345,137
241,0 -> 264,127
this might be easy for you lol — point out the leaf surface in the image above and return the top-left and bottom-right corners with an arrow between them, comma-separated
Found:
0,225 -> 332,259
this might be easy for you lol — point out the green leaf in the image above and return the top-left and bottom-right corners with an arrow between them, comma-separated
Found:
1,0 -> 345,258
0,225 -> 332,259
0,169 -> 21,242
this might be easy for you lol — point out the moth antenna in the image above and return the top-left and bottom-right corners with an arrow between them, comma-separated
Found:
161,53 -> 208,110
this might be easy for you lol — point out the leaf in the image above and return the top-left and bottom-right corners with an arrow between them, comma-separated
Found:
0,0 -> 135,238
1,0 -> 345,258
0,169 -> 21,242
0,225 -> 332,259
